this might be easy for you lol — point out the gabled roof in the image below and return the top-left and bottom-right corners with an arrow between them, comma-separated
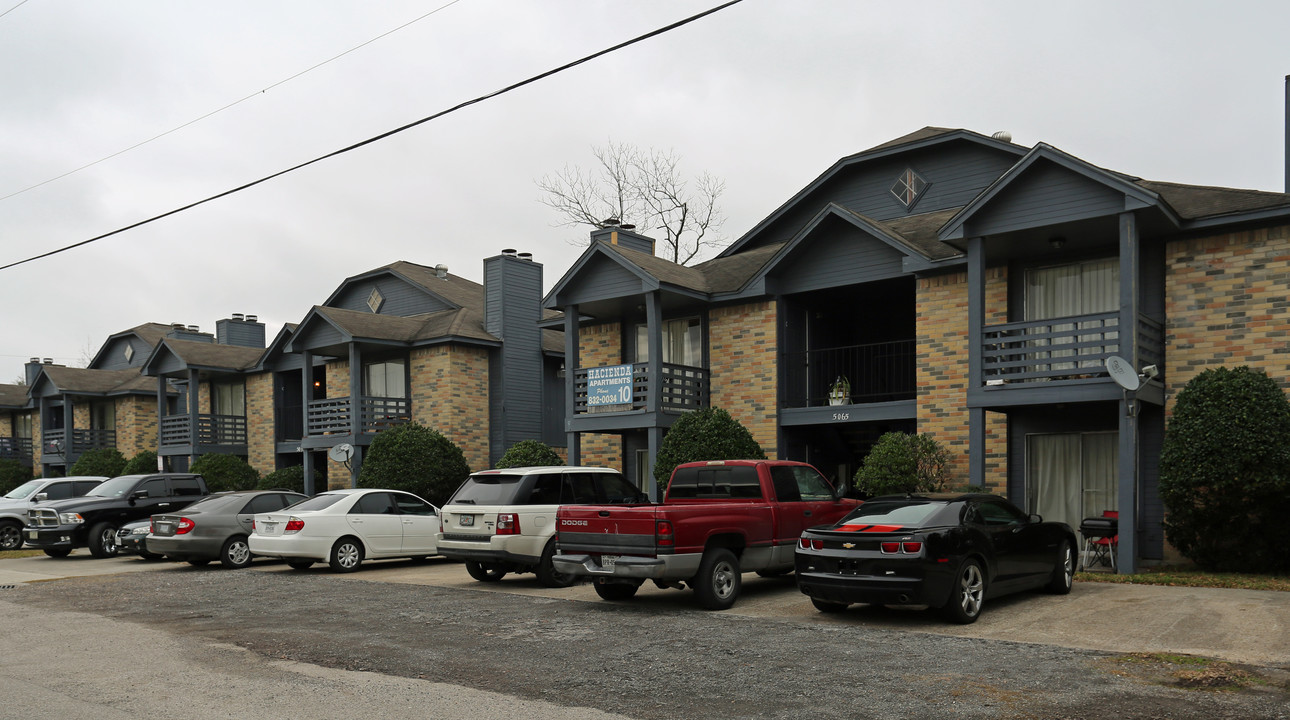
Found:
0,383 -> 28,408
1137,180 -> 1290,221
30,366 -> 157,397
288,305 -> 500,353
87,322 -> 174,368
143,338 -> 265,376
323,260 -> 484,311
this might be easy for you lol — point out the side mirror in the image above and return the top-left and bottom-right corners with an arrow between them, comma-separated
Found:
1029,513 -> 1043,524
833,478 -> 850,500
33,492 -> 48,502
130,490 -> 149,502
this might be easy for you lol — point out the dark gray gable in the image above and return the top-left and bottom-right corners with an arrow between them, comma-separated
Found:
144,343 -> 188,376
287,310 -> 349,353
750,209 -> 908,296
550,249 -> 656,307
90,335 -> 151,371
329,274 -> 454,317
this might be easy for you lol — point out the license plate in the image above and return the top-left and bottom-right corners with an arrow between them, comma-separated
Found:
600,555 -> 618,569
27,530 -> 37,540
459,515 -> 474,527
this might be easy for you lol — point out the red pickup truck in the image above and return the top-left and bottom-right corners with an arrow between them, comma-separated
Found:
552,459 -> 859,610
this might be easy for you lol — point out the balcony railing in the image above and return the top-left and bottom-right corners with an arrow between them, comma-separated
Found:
781,339 -> 916,408
981,312 -> 1164,385
160,414 -> 248,447
574,363 -> 709,414
0,437 -> 32,462
41,428 -> 116,454
306,396 -> 411,436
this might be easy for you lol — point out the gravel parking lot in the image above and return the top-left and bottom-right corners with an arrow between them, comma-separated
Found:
4,556 -> 1287,719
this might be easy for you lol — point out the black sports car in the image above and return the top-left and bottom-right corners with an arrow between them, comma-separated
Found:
795,493 -> 1077,623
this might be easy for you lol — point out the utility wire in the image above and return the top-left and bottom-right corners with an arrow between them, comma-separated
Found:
0,0 -> 29,20
0,0 -> 743,272
0,0 -> 464,203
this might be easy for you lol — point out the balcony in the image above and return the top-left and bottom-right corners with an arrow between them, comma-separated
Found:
0,437 -> 33,463
160,414 -> 248,447
573,363 -> 709,415
306,396 -> 410,436
980,312 -> 1164,386
41,428 -> 116,455
782,340 -> 916,408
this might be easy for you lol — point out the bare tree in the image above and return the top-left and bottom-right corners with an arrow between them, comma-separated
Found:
537,141 -> 726,265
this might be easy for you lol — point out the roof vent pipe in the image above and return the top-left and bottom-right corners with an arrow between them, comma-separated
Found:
434,264 -> 448,279
518,252 -> 533,261
992,130 -> 1012,143
187,325 -> 199,332
29,357 -> 38,363
232,313 -> 244,322
246,314 -> 257,322
43,358 -> 52,364
501,248 -> 517,257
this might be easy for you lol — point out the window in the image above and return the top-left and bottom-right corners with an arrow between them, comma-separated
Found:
394,493 -> 437,516
90,401 -> 115,431
1027,432 -> 1117,532
244,493 -> 301,514
364,358 -> 406,398
15,412 -> 31,439
1025,258 -> 1119,321
974,499 -> 1027,527
212,381 -> 246,417
667,466 -> 761,499
890,168 -> 928,209
635,317 -> 701,366
139,478 -> 168,498
42,482 -> 75,501
170,477 -> 205,496
353,492 -> 397,514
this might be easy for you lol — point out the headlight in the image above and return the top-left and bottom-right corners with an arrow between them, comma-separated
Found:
131,526 -> 149,535
59,513 -> 84,524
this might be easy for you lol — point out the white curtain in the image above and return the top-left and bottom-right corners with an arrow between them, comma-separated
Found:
1027,432 -> 1119,530
1024,259 -> 1120,372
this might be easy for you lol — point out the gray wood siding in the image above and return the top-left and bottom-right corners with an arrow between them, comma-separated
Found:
331,277 -> 452,316
152,352 -> 188,375
94,337 -> 150,370
562,255 -> 647,305
743,144 -> 1019,250
770,221 -> 905,294
966,161 -> 1124,237
294,323 -> 345,350
485,256 -> 545,465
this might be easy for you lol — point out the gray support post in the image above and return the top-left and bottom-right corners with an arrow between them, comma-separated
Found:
38,395 -> 48,475
564,304 -> 580,465
349,444 -> 362,488
302,351 -> 315,495
187,369 -> 200,466
645,291 -> 662,414
967,237 -> 986,489
1117,211 -> 1140,574
349,345 -> 362,439
647,425 -> 664,502
155,376 -> 166,466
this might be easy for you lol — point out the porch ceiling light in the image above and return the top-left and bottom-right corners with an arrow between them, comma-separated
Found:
1048,236 -> 1066,249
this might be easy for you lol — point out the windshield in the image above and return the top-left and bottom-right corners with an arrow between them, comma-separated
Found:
87,475 -> 146,499
279,493 -> 346,513
836,500 -> 948,528
3,480 -> 43,499
175,494 -> 240,513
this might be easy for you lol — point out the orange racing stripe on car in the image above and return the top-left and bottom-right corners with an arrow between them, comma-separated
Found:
834,524 -> 904,533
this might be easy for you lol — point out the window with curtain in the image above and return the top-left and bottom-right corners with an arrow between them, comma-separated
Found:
363,359 -> 407,398
90,401 -> 116,431
634,317 -> 702,366
15,412 -> 32,438
1024,258 -> 1119,371
212,381 -> 246,417
1026,432 -> 1117,531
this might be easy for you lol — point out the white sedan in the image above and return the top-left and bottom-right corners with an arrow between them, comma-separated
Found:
249,488 -> 440,572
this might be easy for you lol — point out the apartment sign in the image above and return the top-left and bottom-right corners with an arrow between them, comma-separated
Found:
586,364 -> 634,406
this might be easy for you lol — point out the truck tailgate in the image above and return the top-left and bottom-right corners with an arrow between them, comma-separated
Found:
557,505 -> 660,556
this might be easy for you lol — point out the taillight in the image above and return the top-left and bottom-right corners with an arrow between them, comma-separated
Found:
799,537 -> 824,550
150,518 -> 156,533
656,520 -> 674,547
285,517 -> 304,534
901,541 -> 923,554
799,537 -> 810,549
175,517 -> 195,535
880,541 -> 922,554
880,542 -> 901,554
496,513 -> 519,535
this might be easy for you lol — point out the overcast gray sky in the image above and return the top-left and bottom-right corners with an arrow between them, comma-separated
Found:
2,0 -> 1288,381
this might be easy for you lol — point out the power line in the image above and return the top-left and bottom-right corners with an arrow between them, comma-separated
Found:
0,0 -> 464,203
0,0 -> 29,20
0,0 -> 744,272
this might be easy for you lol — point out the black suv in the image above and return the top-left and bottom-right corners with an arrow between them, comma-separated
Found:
25,473 -> 208,558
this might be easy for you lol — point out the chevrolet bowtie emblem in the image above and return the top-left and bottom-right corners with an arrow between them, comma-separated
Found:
842,542 -> 855,548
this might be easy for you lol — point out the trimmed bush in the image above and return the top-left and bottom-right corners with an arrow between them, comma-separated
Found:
257,465 -> 319,495
69,447 -> 127,478
0,458 -> 32,495
122,450 -> 159,475
495,440 -> 563,469
853,432 -> 951,497
1159,366 -> 1290,573
190,453 -> 260,493
357,422 -> 471,507
652,408 -> 765,490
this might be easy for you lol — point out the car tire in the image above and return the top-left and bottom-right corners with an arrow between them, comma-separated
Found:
1046,539 -> 1075,595
187,558 -> 211,567
593,581 -> 640,601
328,537 -> 364,573
810,597 -> 849,613
87,521 -> 119,559
0,520 -> 23,551
220,535 -> 253,569
940,557 -> 985,624
42,547 -> 72,558
694,547 -> 741,611
535,542 -> 576,588
287,559 -> 315,570
465,560 -> 506,582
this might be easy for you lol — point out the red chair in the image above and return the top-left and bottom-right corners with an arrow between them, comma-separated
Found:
1079,510 -> 1118,570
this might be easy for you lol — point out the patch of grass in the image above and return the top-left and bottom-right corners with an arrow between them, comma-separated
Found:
0,549 -> 47,559
1076,565 -> 1290,592
1107,653 -> 1267,693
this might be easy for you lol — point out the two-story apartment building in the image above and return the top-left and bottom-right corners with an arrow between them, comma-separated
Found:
545,127 -> 1290,573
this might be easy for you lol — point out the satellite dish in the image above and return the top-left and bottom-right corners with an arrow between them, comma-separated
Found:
1105,356 -> 1140,391
327,443 -> 354,463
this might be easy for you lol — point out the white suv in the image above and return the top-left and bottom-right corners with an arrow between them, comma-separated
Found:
438,466 -> 645,587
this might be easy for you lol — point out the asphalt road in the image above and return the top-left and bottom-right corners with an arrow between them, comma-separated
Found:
1,553 -> 1287,719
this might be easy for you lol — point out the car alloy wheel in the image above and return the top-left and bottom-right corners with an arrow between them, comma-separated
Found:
221,536 -> 253,569
0,522 -> 21,551
329,538 -> 364,573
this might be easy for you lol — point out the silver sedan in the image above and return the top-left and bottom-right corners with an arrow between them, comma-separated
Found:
148,490 -> 307,568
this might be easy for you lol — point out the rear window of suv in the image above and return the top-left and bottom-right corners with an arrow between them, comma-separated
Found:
448,471 -> 644,506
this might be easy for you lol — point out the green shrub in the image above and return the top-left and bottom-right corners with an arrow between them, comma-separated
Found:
0,459 -> 32,495
495,440 -> 563,469
652,408 -> 765,490
357,422 -> 471,507
69,447 -> 127,478
853,432 -> 951,497
122,450 -> 158,475
1159,366 -> 1290,573
190,453 -> 260,493
257,465 -> 320,494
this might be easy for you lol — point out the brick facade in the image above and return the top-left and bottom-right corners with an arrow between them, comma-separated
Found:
708,301 -> 779,458
577,323 -> 625,468
410,345 -> 490,472
113,395 -> 156,460
246,371 -> 275,476
915,268 -> 1008,489
1165,224 -> 1290,405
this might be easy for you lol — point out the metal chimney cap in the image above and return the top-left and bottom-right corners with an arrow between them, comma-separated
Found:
501,248 -> 517,257
231,313 -> 245,321
43,358 -> 53,364
991,130 -> 1013,142
245,314 -> 258,322
434,264 -> 449,279
29,357 -> 39,363
517,252 -> 533,261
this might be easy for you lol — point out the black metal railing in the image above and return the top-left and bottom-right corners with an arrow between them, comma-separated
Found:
781,339 -> 916,408
160,414 -> 248,447
981,312 -> 1164,385
41,428 -> 116,454
306,396 -> 411,435
574,363 -> 709,414
0,436 -> 32,462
